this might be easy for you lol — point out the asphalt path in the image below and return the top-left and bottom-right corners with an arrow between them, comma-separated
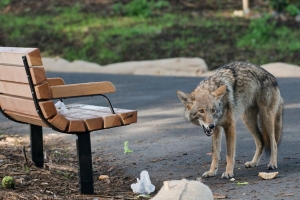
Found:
1,72 -> 300,199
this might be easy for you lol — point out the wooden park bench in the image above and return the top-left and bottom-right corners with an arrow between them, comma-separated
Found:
0,47 -> 137,194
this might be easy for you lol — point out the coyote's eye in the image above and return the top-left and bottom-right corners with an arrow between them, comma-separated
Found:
199,109 -> 205,114
211,108 -> 216,114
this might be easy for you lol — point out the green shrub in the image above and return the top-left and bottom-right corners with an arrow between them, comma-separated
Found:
237,15 -> 276,48
237,14 -> 300,52
285,4 -> 300,16
269,0 -> 288,13
0,0 -> 11,9
124,0 -> 153,17
112,0 -> 169,17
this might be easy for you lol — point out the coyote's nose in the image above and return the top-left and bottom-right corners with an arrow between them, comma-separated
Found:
209,124 -> 215,129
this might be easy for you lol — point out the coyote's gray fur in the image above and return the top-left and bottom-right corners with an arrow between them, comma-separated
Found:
176,61 -> 283,178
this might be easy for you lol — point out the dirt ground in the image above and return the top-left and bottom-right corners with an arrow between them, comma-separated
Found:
0,134 -> 138,200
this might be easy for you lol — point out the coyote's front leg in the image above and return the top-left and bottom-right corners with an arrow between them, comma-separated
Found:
202,126 -> 222,177
222,121 -> 236,179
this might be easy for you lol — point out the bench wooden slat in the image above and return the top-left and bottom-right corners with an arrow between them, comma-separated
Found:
35,82 -> 52,99
0,65 -> 47,84
85,118 -> 103,131
67,120 -> 86,132
0,47 -> 42,66
39,101 -> 57,119
0,95 -> 57,119
0,81 -> 32,98
4,110 -> 47,127
50,82 -> 116,98
0,95 -> 38,116
0,81 -> 51,99
103,114 -> 122,128
48,114 -> 69,131
30,67 -> 47,85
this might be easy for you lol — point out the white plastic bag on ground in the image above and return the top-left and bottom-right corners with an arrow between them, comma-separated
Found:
131,171 -> 155,194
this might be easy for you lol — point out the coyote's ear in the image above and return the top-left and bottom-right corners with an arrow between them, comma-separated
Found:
176,90 -> 192,106
211,85 -> 226,101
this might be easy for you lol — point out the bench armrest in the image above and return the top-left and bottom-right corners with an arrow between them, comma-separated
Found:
50,81 -> 116,98
47,78 -> 65,86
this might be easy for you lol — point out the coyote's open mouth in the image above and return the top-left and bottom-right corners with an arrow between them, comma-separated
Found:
202,125 -> 212,137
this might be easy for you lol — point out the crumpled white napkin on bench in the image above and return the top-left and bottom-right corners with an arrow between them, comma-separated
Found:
54,101 -> 68,115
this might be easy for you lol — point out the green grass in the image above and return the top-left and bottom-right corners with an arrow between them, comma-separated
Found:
237,15 -> 300,52
1,2 -> 299,69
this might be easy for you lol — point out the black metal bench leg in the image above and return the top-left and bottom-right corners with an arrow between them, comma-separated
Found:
76,132 -> 94,194
30,124 -> 44,168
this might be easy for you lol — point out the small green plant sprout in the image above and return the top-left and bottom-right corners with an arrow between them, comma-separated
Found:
2,176 -> 15,189
124,141 -> 133,154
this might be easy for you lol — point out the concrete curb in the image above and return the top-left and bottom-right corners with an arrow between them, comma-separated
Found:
42,57 -> 300,78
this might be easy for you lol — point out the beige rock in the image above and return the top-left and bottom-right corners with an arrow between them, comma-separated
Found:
261,62 -> 300,77
42,57 -> 102,73
107,57 -> 208,76
151,179 -> 213,200
42,57 -> 208,76
41,57 -> 300,78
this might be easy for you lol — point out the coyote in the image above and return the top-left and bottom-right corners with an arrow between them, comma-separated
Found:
176,61 -> 283,178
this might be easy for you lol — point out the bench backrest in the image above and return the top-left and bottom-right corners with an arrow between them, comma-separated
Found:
0,47 -> 57,127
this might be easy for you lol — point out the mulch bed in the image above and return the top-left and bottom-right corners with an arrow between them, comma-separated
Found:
0,134 -> 139,200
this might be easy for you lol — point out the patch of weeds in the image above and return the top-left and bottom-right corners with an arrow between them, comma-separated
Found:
237,15 -> 275,48
269,0 -> 288,13
124,0 -> 153,17
285,4 -> 300,16
54,170 -> 75,179
24,165 -> 29,172
0,0 -> 11,9
112,0 -> 169,17
237,14 -> 300,53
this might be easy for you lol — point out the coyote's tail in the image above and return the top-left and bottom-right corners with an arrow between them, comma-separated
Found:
261,97 -> 284,155
275,98 -> 284,145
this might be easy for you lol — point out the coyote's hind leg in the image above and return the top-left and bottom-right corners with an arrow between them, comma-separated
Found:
242,106 -> 264,168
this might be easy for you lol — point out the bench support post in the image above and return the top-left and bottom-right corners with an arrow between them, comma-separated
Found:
30,124 -> 44,168
76,132 -> 94,194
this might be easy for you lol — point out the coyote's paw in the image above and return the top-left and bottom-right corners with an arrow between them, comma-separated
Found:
267,163 -> 277,170
202,171 -> 217,178
244,161 -> 258,168
221,172 -> 234,179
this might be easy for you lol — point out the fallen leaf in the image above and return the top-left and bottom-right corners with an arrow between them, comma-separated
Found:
237,182 -> 248,185
258,172 -> 278,180
137,194 -> 151,198
99,175 -> 109,180
281,193 -> 294,197
213,193 -> 227,199
107,166 -> 115,172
